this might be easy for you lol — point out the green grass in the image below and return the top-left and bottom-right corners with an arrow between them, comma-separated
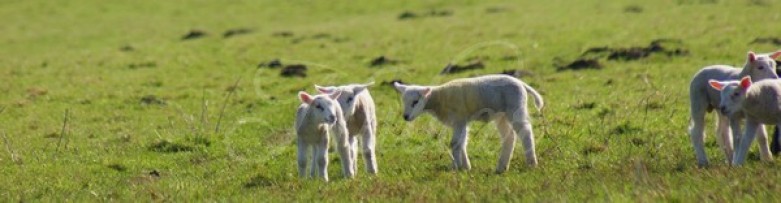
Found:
2,0 -> 781,201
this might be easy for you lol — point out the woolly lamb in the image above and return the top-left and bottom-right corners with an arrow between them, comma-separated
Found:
295,91 -> 354,181
688,51 -> 780,166
393,75 -> 543,173
709,76 -> 780,165
315,82 -> 378,175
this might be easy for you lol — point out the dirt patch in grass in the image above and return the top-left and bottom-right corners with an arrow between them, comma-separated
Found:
244,174 -> 275,188
148,140 -> 195,153
369,55 -> 399,67
272,31 -> 294,38
556,58 -> 602,71
223,28 -> 253,38
140,95 -> 166,106
557,39 -> 687,71
750,37 -> 781,46
381,79 -> 404,87
108,163 -> 127,172
258,59 -> 283,68
498,69 -> 534,78
398,9 -> 453,20
440,60 -> 484,75
280,64 -> 307,78
181,29 -> 207,40
128,62 -> 156,69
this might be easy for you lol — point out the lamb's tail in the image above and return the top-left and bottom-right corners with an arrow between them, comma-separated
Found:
523,83 -> 544,112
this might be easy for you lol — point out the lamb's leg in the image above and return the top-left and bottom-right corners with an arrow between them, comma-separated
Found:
297,141 -> 309,178
729,116 -> 742,162
361,126 -> 378,174
349,135 -> 359,174
315,144 -> 329,182
689,108 -> 708,166
334,131 -> 355,178
717,115 -> 734,164
733,119 -> 760,166
512,120 -> 538,167
772,126 -> 781,155
755,124 -> 773,162
450,122 -> 471,170
495,116 -> 516,173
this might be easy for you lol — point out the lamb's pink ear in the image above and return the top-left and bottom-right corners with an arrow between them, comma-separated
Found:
299,91 -> 314,104
709,80 -> 724,91
393,82 -> 406,93
315,85 -> 335,94
748,51 -> 757,63
770,50 -> 781,59
740,76 -> 752,89
422,87 -> 432,98
328,91 -> 342,100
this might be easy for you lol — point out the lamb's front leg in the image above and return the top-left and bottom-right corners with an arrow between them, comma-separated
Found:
450,122 -> 471,171
334,124 -> 355,178
362,126 -> 378,174
733,119 -> 760,166
314,143 -> 329,182
297,140 -> 309,178
755,124 -> 773,161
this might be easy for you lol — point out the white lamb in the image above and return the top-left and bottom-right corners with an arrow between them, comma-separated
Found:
314,82 -> 378,175
688,51 -> 780,166
295,91 -> 354,181
709,76 -> 781,165
393,74 -> 543,173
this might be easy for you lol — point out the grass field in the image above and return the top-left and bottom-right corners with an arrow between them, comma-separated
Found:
2,0 -> 781,201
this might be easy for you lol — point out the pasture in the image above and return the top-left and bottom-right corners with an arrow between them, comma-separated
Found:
1,0 -> 781,201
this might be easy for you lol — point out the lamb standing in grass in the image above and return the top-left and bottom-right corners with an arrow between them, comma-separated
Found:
709,76 -> 781,165
295,91 -> 354,181
688,51 -> 780,166
315,83 -> 378,175
393,75 -> 543,173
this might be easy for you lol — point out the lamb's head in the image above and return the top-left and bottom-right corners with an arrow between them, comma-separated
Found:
742,51 -> 781,80
315,82 -> 373,118
393,82 -> 431,122
298,91 -> 342,125
709,76 -> 752,115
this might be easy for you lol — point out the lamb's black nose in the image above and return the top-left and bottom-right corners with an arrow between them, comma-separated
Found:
403,114 -> 410,121
720,107 -> 728,114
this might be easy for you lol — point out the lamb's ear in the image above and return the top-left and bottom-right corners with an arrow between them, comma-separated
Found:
328,91 -> 342,100
770,50 -> 781,59
748,51 -> 757,63
421,87 -> 432,98
393,82 -> 406,93
740,76 -> 752,89
709,80 -> 724,91
315,85 -> 335,94
298,91 -> 314,104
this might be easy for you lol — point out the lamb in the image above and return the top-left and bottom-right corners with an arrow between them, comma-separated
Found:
688,51 -> 780,166
709,76 -> 781,165
314,82 -> 378,175
295,91 -> 354,181
393,74 -> 543,173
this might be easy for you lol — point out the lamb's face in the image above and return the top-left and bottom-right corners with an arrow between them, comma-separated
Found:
316,84 -> 369,118
744,52 -> 780,81
709,77 -> 752,115
393,83 -> 431,122
298,91 -> 342,125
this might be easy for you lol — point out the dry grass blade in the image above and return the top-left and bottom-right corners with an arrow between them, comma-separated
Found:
57,109 -> 70,151
215,77 -> 241,134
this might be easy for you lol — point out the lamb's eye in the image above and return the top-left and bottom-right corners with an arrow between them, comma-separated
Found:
758,66 -> 764,70
733,92 -> 739,97
346,97 -> 353,103
316,105 -> 324,111
411,100 -> 419,107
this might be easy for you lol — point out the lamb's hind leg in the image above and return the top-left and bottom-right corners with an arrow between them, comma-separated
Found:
689,106 -> 708,166
361,125 -> 378,174
495,115 -> 516,173
349,135 -> 359,174
756,124 -> 773,162
509,110 -> 537,167
297,141 -> 309,178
